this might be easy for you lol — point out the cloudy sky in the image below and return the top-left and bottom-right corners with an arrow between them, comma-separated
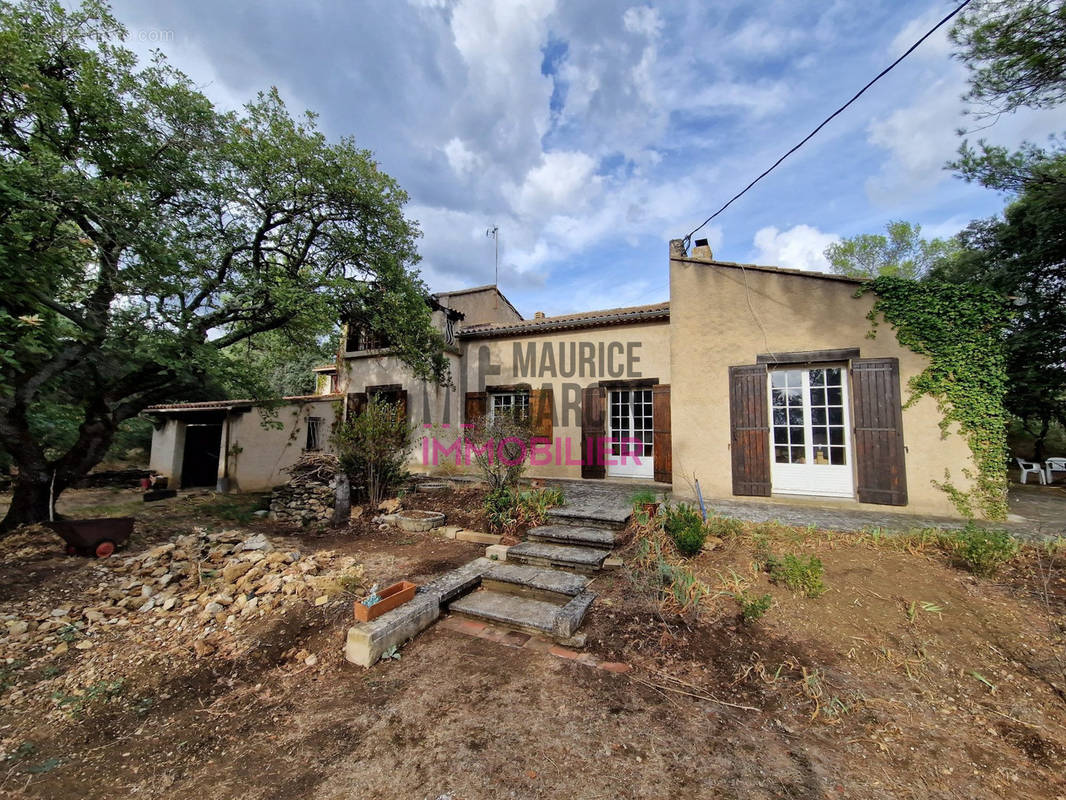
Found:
111,0 -> 1061,316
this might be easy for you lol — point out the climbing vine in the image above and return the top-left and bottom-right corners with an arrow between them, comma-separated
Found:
860,277 -> 1012,520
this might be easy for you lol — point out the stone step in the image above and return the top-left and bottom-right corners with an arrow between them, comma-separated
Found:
527,524 -> 615,550
482,563 -> 590,603
506,541 -> 609,574
547,505 -> 630,531
448,588 -> 596,639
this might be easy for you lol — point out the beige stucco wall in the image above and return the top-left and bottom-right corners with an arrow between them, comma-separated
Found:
441,287 -> 523,328
221,399 -> 341,492
668,257 -> 976,517
149,419 -> 184,480
454,320 -> 672,479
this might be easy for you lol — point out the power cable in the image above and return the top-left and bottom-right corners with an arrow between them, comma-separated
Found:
681,0 -> 974,250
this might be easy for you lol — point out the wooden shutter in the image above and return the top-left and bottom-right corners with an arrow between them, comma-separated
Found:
346,392 -> 367,421
852,358 -> 908,506
530,388 -> 553,440
729,365 -> 771,496
396,389 -> 408,423
652,384 -> 671,484
581,385 -> 605,479
464,391 -> 487,427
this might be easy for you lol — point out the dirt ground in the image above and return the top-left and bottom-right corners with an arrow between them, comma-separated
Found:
0,487 -> 1063,799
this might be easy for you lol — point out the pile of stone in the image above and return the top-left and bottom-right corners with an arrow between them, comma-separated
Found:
269,482 -> 336,525
0,529 -> 363,670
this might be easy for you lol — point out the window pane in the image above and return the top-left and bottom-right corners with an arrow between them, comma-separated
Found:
773,408 -> 787,426
791,447 -> 805,463
774,428 -> 788,444
827,387 -> 842,406
810,388 -> 825,406
772,389 -> 786,407
830,447 -> 847,465
828,407 -> 843,425
771,371 -> 787,388
789,426 -> 805,445
809,369 -> 825,386
775,446 -> 790,463
788,408 -> 803,426
812,428 -> 828,445
826,368 -> 842,386
811,408 -> 826,426
829,427 -> 844,445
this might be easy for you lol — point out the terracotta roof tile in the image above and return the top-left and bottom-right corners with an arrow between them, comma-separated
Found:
146,394 -> 342,412
458,301 -> 668,338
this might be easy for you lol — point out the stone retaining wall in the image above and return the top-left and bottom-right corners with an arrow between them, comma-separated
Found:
269,481 -> 336,526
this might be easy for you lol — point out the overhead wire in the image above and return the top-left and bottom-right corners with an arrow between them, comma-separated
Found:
681,0 -> 975,250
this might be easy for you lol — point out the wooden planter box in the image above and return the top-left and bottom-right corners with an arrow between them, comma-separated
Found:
354,581 -> 417,623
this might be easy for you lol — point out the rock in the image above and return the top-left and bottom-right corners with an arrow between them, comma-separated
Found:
203,602 -> 224,615
379,497 -> 401,514
75,640 -> 94,650
139,598 -> 156,613
304,654 -> 318,666
314,595 -> 328,606
162,597 -> 177,611
241,534 -> 273,552
52,642 -> 69,654
192,639 -> 215,657
5,620 -> 27,636
222,562 -> 254,583
50,607 -> 70,617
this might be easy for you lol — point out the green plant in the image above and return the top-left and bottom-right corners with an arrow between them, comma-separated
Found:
766,553 -> 826,597
737,592 -> 773,624
706,515 -> 745,539
484,487 -> 519,532
466,411 -> 533,491
334,398 -> 415,509
629,489 -> 657,508
861,278 -> 1012,519
663,503 -> 707,557
514,488 -> 564,527
51,679 -> 126,717
632,535 -> 708,616
949,524 -> 1020,577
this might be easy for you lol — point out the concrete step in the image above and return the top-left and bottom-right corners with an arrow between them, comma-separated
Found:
527,524 -> 615,550
448,587 -> 596,639
506,541 -> 609,574
482,563 -> 590,603
547,505 -> 630,531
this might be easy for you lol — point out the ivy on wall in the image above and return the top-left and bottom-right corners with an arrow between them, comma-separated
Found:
860,277 -> 1012,520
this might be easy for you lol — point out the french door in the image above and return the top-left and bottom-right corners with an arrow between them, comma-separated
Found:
769,367 -> 854,497
607,389 -> 653,478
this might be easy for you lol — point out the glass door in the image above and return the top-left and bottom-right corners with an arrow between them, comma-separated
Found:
608,389 -> 653,478
769,367 -> 853,497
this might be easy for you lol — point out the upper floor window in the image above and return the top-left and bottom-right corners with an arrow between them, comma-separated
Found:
305,416 -> 325,451
345,325 -> 390,353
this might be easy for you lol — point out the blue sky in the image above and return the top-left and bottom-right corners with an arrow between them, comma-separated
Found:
111,0 -> 1063,317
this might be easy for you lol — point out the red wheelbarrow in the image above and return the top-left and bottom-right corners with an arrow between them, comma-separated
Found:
45,518 -> 134,558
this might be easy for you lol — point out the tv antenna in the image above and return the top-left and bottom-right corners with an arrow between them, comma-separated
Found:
486,225 -> 499,287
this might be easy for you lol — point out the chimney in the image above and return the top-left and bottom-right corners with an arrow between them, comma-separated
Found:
669,238 -> 687,258
690,238 -> 713,260
534,311 -> 546,319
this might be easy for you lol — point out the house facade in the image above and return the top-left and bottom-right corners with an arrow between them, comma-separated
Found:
147,241 -> 981,518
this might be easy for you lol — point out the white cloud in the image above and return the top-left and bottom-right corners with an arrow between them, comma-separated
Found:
510,150 -> 601,218
442,137 -> 482,176
751,225 -> 839,271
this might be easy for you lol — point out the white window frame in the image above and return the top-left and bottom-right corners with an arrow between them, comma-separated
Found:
489,391 -> 530,422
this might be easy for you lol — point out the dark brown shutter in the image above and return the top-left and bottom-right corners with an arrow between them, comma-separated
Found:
464,391 -> 487,427
729,365 -> 771,496
581,385 -> 605,479
852,358 -> 908,506
346,392 -> 367,421
531,388 -> 553,440
652,384 -> 671,484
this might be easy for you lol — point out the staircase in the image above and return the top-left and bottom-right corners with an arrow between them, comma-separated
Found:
447,497 -> 629,643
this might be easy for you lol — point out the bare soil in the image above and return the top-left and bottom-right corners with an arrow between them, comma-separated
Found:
0,489 -> 1062,799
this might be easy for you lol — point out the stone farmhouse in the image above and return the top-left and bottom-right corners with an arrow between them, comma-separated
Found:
147,240 -> 978,518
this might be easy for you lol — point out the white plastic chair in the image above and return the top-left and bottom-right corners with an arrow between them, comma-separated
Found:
1016,458 -> 1047,485
1045,457 -> 1066,484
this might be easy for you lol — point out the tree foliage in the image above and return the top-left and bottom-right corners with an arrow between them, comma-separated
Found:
823,221 -> 959,280
333,399 -> 413,509
933,149 -> 1066,460
0,0 -> 445,529
950,0 -> 1066,116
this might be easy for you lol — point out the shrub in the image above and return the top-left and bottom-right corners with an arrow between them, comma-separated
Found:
484,487 -> 519,532
766,553 -> 826,597
515,487 -> 564,526
629,489 -> 657,508
333,398 -> 413,508
466,412 -> 533,491
663,503 -> 707,556
737,592 -> 772,624
951,524 -> 1019,577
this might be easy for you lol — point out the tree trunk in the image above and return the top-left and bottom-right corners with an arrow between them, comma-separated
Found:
1,472 -> 57,531
331,472 -> 351,527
